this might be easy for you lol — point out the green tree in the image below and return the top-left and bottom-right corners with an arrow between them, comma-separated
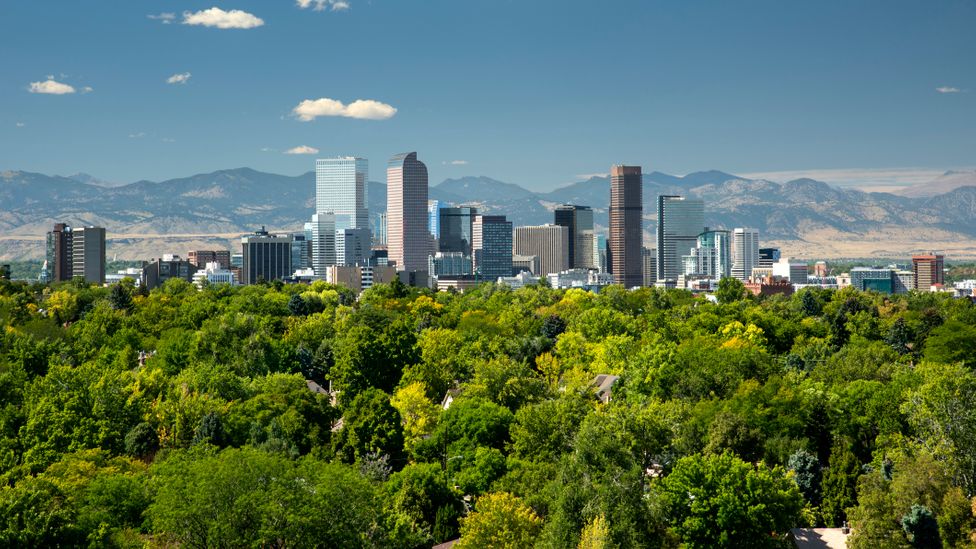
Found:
124,422 -> 158,459
332,387 -> 405,466
788,449 -> 823,506
901,504 -> 941,549
822,439 -> 860,527
923,320 -> 976,367
715,277 -> 750,304
455,492 -> 543,549
658,453 -> 803,548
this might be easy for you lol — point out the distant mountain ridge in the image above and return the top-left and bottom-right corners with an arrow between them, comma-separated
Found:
2,167 -> 976,260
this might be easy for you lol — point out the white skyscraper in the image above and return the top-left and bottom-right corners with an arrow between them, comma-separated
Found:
315,157 -> 370,266
731,227 -> 760,281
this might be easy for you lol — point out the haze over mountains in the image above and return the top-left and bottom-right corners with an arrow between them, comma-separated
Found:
2,168 -> 976,261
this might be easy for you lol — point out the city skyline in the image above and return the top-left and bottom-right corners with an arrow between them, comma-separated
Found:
2,1 -> 974,191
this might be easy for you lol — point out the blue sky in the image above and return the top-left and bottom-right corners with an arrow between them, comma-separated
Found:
1,0 -> 973,191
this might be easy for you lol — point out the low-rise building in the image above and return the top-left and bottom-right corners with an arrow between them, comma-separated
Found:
497,271 -> 540,289
192,261 -> 238,288
547,268 -> 614,291
326,264 -> 398,293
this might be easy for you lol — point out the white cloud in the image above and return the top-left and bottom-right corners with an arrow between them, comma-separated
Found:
28,79 -> 76,95
260,147 -> 275,152
80,86 -> 93,93
148,13 -> 176,24
167,72 -> 192,85
936,86 -> 962,94
293,97 -> 397,121
162,138 -> 176,143
576,172 -> 609,180
296,0 -> 350,11
15,122 -> 25,128
284,145 -> 319,155
442,160 -> 468,166
182,7 -> 264,29
128,132 -> 146,139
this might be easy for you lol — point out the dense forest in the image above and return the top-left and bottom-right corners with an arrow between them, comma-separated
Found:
2,275 -> 976,548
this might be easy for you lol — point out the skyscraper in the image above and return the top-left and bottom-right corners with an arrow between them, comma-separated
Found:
439,206 -> 478,255
554,205 -> 595,269
513,224 -> 569,277
473,214 -> 513,279
71,226 -> 106,284
310,213 -> 336,276
428,200 -> 442,241
683,229 -> 731,279
315,157 -> 370,266
731,228 -> 760,281
610,166 -> 644,288
912,254 -> 945,290
46,223 -> 73,282
387,152 -> 429,272
242,228 -> 293,285
655,195 -> 704,283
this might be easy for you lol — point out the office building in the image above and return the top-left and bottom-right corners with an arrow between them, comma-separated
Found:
472,214 -> 513,279
326,265 -> 398,293
512,254 -> 540,276
594,233 -> 608,273
71,226 -> 106,285
514,224 -> 569,277
315,157 -> 370,265
310,213 -> 336,276
241,228 -> 293,285
850,267 -> 895,293
439,206 -> 478,255
188,250 -> 231,270
429,252 -> 474,277
428,200 -> 442,241
772,257 -> 809,284
894,270 -> 914,294
813,261 -> 829,278
642,247 -> 656,287
758,248 -> 781,269
291,233 -> 311,273
374,213 -> 388,247
387,152 -> 429,272
731,228 -> 760,281
497,271 -> 542,289
656,195 -> 704,283
683,229 -> 731,279
142,255 -> 197,290
193,262 -> 237,288
46,223 -> 74,282
548,269 -> 615,291
912,254 -> 945,290
610,166 -> 644,287
554,205 -> 595,269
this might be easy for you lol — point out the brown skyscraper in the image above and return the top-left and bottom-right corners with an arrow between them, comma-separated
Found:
46,223 -> 73,282
609,165 -> 643,288
912,254 -> 944,290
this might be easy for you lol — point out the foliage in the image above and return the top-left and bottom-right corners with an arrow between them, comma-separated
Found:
456,492 -> 543,549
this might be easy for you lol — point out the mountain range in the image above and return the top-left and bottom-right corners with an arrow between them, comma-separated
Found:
2,168 -> 976,261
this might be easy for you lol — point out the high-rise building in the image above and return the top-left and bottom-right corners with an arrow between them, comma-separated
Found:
188,250 -> 231,270
46,223 -> 74,282
310,213 -> 336,276
513,224 -> 569,277
316,157 -> 370,265
374,213 -> 388,247
387,152 -> 429,272
758,248 -> 781,269
642,247 -> 656,287
71,226 -> 106,284
291,233 -> 311,273
912,254 -> 945,290
439,207 -> 478,255
731,228 -> 760,281
241,228 -> 293,285
656,195 -> 704,283
554,205 -> 595,269
472,214 -> 513,280
429,252 -> 474,277
316,157 -> 368,230
610,166 -> 644,288
851,267 -> 895,293
683,229 -> 731,279
428,200 -> 442,241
